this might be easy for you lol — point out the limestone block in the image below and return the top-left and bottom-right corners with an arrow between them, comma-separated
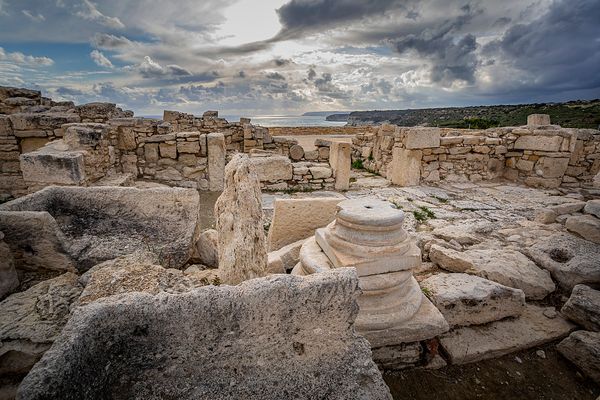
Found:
0,238 -> 19,299
534,157 -> 569,178
565,214 -> 600,244
440,305 -> 574,364
527,114 -> 551,126
561,284 -> 600,332
144,143 -> 159,162
548,201 -> 586,215
249,155 -> 293,182
514,135 -> 562,151
177,140 -> 200,154
527,233 -> 600,290
267,197 -> 343,251
516,159 -> 534,171
17,269 -> 392,400
534,208 -> 557,224
117,129 -> 136,150
155,167 -> 183,181
390,147 -> 421,186
557,331 -> 600,384
421,273 -> 525,327
309,166 -> 332,179
405,128 -> 440,149
20,145 -> 87,186
215,154 -> 267,284
584,199 -> 600,218
330,142 -> 351,191
159,143 -> 177,159
207,132 -> 226,191
429,245 -> 555,300
371,342 -> 423,370
193,229 -> 218,268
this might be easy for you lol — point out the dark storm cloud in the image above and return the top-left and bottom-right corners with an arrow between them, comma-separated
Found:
391,5 -> 480,85
275,0 -> 409,39
486,0 -> 600,93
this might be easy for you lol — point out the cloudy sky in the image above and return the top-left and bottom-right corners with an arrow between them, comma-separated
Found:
1,0 -> 599,116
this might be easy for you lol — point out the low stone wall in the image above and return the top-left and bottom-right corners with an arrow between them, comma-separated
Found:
352,117 -> 600,188
268,126 -> 367,136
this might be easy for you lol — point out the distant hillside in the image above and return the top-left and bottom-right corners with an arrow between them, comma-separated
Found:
345,100 -> 600,129
302,111 -> 347,117
325,113 -> 350,122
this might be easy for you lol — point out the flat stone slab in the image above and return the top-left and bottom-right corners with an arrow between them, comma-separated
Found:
17,269 -> 392,400
557,330 -> 600,384
421,273 -> 525,327
527,233 -> 600,290
266,196 -> 343,251
561,284 -> 600,332
360,296 -> 449,348
429,245 -> 555,300
565,214 -> 600,244
440,305 -> 575,365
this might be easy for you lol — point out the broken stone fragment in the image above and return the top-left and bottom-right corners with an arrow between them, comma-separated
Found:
429,244 -> 555,300
565,214 -> 600,244
557,330 -> 600,384
420,273 -> 525,327
17,269 -> 392,400
561,284 -> 600,332
439,305 -> 575,365
192,229 -> 219,268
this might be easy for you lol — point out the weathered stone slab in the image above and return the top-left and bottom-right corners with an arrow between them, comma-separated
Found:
527,233 -> 600,290
527,114 -> 551,126
17,269 -> 392,400
390,147 -> 421,186
534,157 -> 569,178
371,342 -> 423,370
267,238 -> 305,273
1,186 -> 200,271
514,135 -> 562,151
215,154 -> 267,284
429,245 -> 555,300
249,155 -> 293,182
565,214 -> 600,244
20,144 -> 87,186
421,273 -> 525,327
557,330 -> 600,384
561,284 -> 600,332
405,128 -> 440,149
267,197 -> 343,251
440,305 -> 575,364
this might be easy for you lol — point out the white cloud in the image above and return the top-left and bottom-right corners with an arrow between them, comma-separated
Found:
22,10 -> 45,22
0,47 -> 54,66
90,50 -> 114,68
76,0 -> 124,29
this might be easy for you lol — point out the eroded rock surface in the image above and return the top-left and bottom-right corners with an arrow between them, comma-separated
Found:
557,330 -> 600,384
17,269 -> 392,400
429,245 -> 555,300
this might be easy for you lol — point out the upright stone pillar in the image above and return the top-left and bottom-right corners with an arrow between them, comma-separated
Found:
298,197 -> 448,348
390,147 -> 421,186
330,142 -> 351,191
207,132 -> 225,191
214,154 -> 267,284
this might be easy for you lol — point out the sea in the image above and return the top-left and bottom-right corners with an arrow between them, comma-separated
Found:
142,114 -> 347,127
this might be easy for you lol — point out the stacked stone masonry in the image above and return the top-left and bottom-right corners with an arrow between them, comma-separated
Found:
352,119 -> 600,189
0,86 -> 351,198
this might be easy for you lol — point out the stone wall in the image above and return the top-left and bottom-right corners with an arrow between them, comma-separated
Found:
268,126 -> 366,136
352,118 -> 600,189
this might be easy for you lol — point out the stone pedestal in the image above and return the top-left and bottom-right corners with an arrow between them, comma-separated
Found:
527,114 -> 551,126
296,197 -> 448,347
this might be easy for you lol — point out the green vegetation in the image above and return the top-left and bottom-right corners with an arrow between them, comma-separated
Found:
388,199 -> 403,210
413,206 -> 436,222
352,159 -> 365,169
421,287 -> 432,297
436,117 -> 499,129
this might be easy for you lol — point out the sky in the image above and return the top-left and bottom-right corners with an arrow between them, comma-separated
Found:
0,0 -> 599,116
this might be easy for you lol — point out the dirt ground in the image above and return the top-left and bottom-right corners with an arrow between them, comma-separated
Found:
384,343 -> 599,400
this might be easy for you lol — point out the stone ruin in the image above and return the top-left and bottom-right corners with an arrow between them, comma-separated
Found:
1,85 -> 600,397
293,198 -> 448,351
